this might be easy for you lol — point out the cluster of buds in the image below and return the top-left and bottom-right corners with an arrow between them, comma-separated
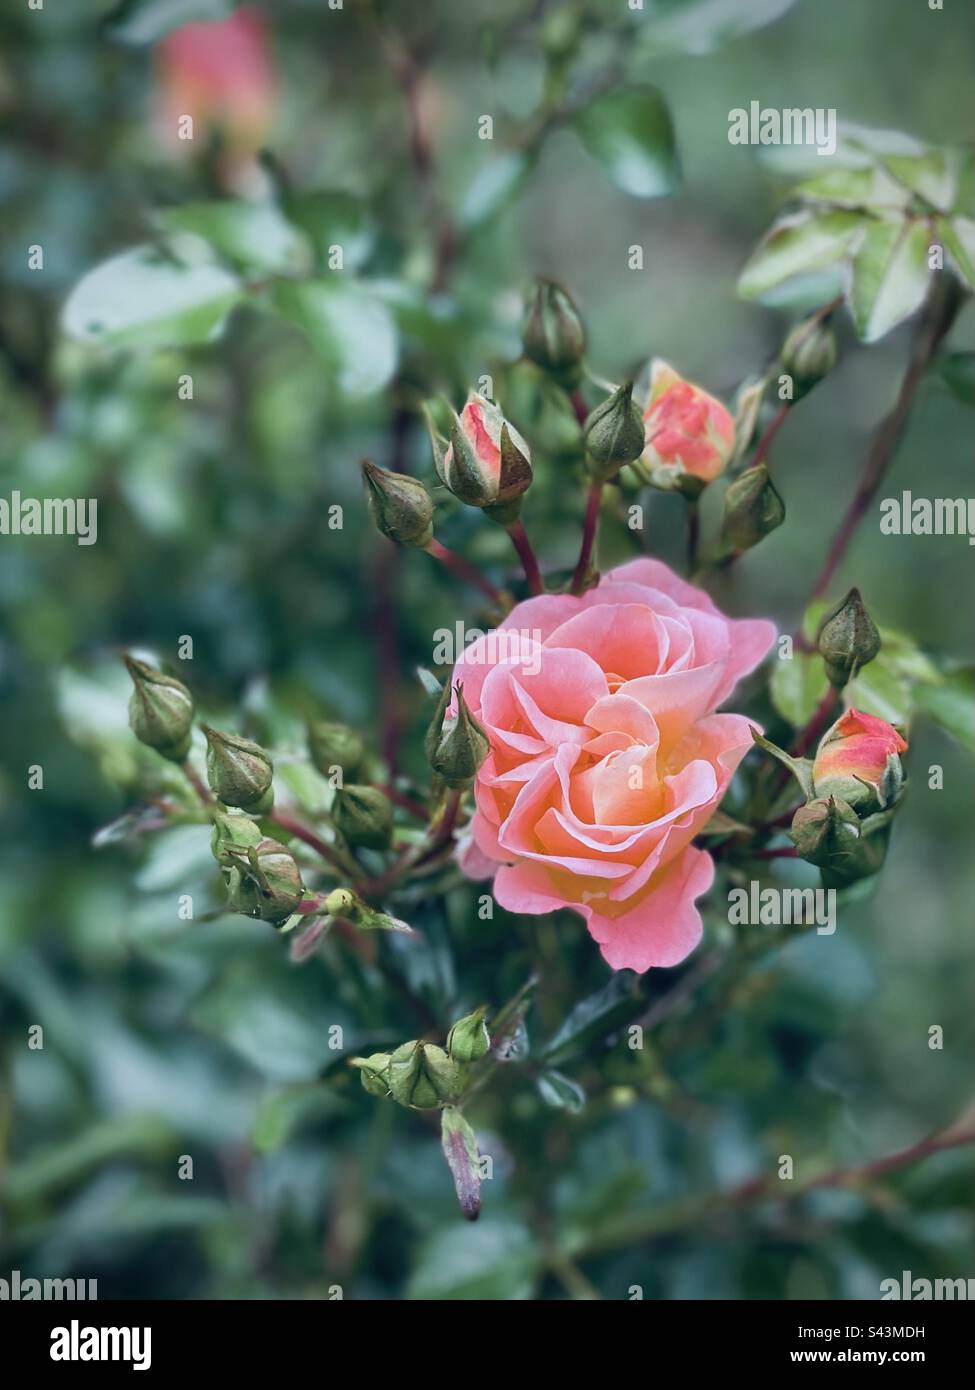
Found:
350,1007 -> 490,1110
425,679 -> 490,787
788,709 -> 908,887
210,811 -> 304,925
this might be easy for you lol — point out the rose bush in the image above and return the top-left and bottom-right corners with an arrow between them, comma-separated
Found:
453,558 -> 775,972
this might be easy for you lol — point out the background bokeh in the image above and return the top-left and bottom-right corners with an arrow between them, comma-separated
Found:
1,0 -> 973,1300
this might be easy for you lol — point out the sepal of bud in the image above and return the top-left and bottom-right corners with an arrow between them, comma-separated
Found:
332,784 -> 393,849
323,886 -> 412,934
307,720 -> 366,780
781,314 -> 837,400
522,278 -> 586,383
386,1041 -> 461,1109
362,461 -> 434,548
203,726 -> 274,812
440,1106 -> 481,1220
222,836 -> 304,924
350,1052 -> 393,1098
817,587 -> 881,688
721,463 -> 785,551
427,683 -> 490,787
124,656 -> 194,761
446,1007 -> 490,1062
584,381 -> 645,481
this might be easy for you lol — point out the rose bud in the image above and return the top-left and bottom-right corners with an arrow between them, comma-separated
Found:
323,886 -> 412,934
306,720 -> 366,781
427,683 -> 490,788
222,836 -> 304,925
385,1040 -> 461,1110
790,795 -> 861,868
440,393 -> 533,515
203,725 -> 274,813
332,784 -> 393,850
350,1052 -> 393,1099
817,587 -> 881,688
641,359 -> 735,496
584,381 -> 646,481
522,278 -> 586,383
124,656 -> 194,762
446,1007 -> 490,1063
721,463 -> 785,551
812,709 -> 908,813
780,314 -> 837,401
210,809 -> 263,861
362,461 -> 435,548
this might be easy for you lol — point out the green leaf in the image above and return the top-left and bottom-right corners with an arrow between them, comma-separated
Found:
738,211 -> 865,301
850,218 -> 932,342
107,0 -> 235,44
272,281 -> 398,396
636,0 -> 799,57
574,87 -> 678,199
155,201 -> 311,276
936,216 -> 975,291
796,166 -> 912,213
770,650 -> 829,727
407,1219 -> 542,1300
881,149 -> 959,213
284,190 -> 376,272
915,667 -> 975,752
62,245 -> 242,347
541,972 -> 641,1065
846,661 -> 913,725
536,1070 -> 586,1113
458,151 -> 529,228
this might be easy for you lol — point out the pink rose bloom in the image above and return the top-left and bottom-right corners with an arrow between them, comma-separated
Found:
453,558 -> 776,973
642,359 -> 735,495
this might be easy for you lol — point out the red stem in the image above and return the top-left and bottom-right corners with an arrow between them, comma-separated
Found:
181,760 -> 212,805
792,684 -> 840,758
569,387 -> 589,427
269,808 -> 351,878
748,402 -> 789,470
507,518 -> 544,595
424,538 -> 505,607
570,481 -> 604,595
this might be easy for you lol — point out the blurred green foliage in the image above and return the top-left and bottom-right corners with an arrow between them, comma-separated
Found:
1,0 -> 974,1300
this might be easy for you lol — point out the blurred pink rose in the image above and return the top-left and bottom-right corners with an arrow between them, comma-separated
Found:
453,558 -> 775,973
156,9 -> 276,169
642,359 -> 735,494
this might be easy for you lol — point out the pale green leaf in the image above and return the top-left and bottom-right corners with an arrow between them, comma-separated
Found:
849,218 -> 932,342
156,201 -> 311,276
637,0 -> 798,57
738,211 -> 865,300
770,650 -> 829,727
915,667 -> 975,753
273,281 -> 398,396
458,152 -> 529,228
108,0 -> 235,44
574,87 -> 678,199
936,216 -> 975,291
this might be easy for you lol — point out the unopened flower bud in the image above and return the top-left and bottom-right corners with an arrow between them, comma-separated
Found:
323,885 -> 412,934
210,809 -> 263,861
386,1040 -> 461,1109
522,279 -> 586,383
721,463 -> 785,551
446,1007 -> 490,1063
222,836 -> 304,925
203,726 -> 274,813
427,683 -> 490,787
350,1052 -> 393,1098
641,359 -> 735,496
584,381 -> 645,481
362,461 -> 434,548
812,708 -> 907,813
817,587 -> 881,687
781,314 -> 837,400
307,720 -> 366,780
790,795 -> 860,867
332,784 -> 393,850
440,393 -> 533,514
124,656 -> 194,761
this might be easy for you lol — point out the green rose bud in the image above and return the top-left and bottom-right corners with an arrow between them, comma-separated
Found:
427,683 -> 490,788
203,726 -> 274,813
817,587 -> 881,688
124,655 -> 194,761
350,1052 -> 393,1099
362,461 -> 434,548
332,784 -> 393,850
584,381 -> 645,481
446,1007 -> 490,1063
222,836 -> 304,925
323,885 -> 412,934
386,1041 -> 461,1110
781,314 -> 837,400
210,809 -> 263,861
789,795 -> 861,868
721,463 -> 785,551
522,278 -> 586,383
306,720 -> 366,781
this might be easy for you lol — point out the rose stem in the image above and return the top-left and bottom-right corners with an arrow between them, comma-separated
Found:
570,480 -> 604,595
506,518 -> 544,595
424,538 -> 505,607
269,807 -> 358,879
181,760 -> 212,805
748,401 -> 789,470
685,498 -> 700,573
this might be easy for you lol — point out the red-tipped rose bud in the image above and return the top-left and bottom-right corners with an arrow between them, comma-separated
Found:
812,709 -> 907,813
642,359 -> 735,497
440,393 -> 533,513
